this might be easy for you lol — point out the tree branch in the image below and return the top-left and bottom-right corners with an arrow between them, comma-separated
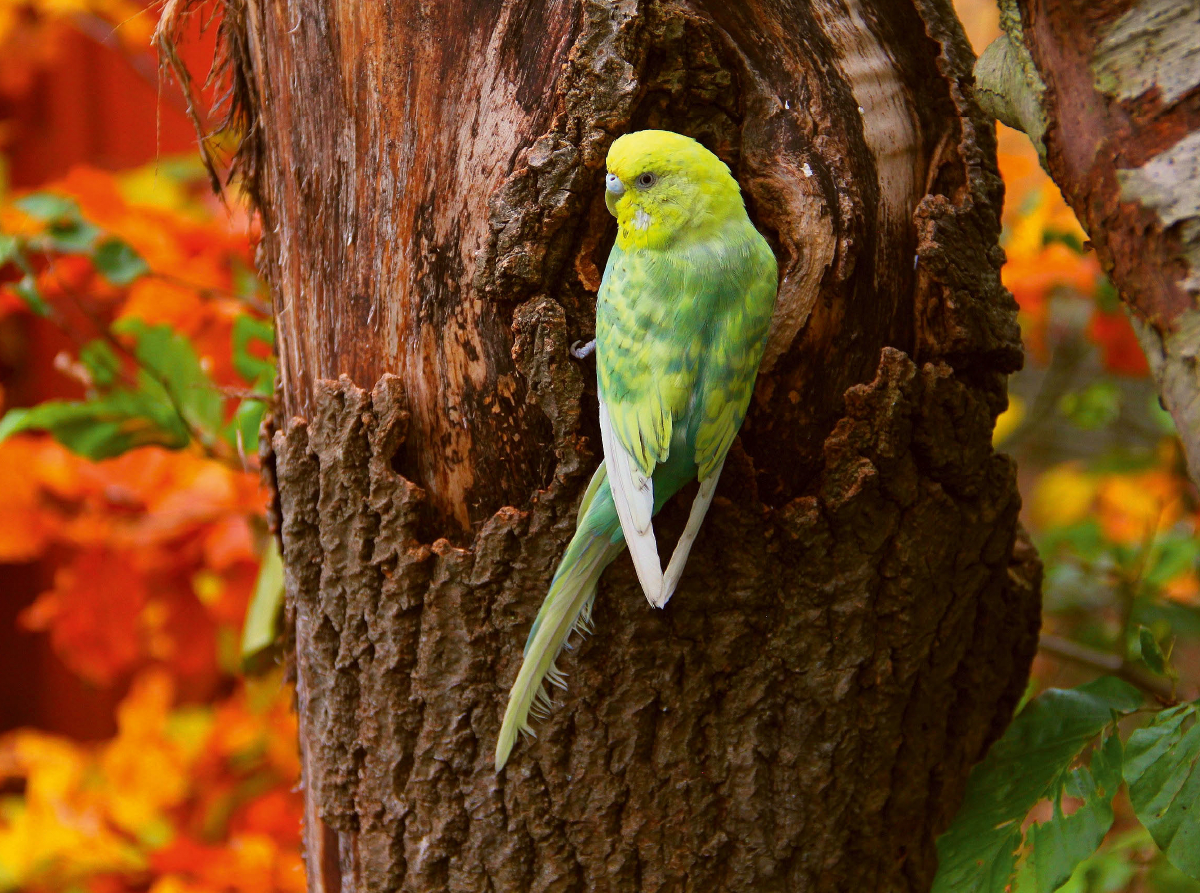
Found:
1038,632 -> 1176,702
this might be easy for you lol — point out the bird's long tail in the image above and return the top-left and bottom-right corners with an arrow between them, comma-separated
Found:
495,463 -> 623,770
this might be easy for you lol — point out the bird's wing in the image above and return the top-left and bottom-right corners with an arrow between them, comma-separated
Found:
596,246 -> 697,605
691,246 -> 777,481
655,241 -> 777,605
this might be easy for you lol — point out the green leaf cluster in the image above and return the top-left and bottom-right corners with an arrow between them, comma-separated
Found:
0,189 -> 277,460
934,679 -> 1200,893
2,188 -> 281,665
1041,521 -> 1200,653
228,315 -> 275,452
0,316 -> 275,461
2,192 -> 149,318
0,322 -> 214,459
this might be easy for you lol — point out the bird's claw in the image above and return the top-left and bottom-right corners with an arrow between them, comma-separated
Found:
570,338 -> 596,359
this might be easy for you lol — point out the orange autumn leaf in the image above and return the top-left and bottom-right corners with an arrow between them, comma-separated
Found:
0,731 -> 145,887
1164,571 -> 1200,605
118,279 -> 211,336
0,670 -> 302,893
0,437 -> 66,561
1095,470 -> 1183,545
2,436 -> 266,685
1028,463 -> 1099,532
230,789 -> 302,847
150,834 -> 305,893
1001,242 -> 1100,313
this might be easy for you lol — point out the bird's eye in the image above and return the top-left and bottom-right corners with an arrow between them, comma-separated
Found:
635,172 -> 657,189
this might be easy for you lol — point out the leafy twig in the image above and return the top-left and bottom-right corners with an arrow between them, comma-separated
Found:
1038,632 -> 1176,703
39,253 -> 233,464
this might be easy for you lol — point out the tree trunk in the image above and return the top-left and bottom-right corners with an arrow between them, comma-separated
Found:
225,0 -> 1041,889
974,0 -> 1200,484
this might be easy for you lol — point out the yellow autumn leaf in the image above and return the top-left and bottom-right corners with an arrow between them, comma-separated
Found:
99,670 -> 195,837
1029,463 -> 1098,531
993,394 -> 1026,446
0,731 -> 144,888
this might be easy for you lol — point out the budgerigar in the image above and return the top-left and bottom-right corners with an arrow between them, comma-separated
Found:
495,130 -> 778,770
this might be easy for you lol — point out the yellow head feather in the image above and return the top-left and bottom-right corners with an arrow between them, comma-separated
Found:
605,130 -> 745,250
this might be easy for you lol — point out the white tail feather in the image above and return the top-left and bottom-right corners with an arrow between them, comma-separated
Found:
598,400 -> 662,605
658,457 -> 725,607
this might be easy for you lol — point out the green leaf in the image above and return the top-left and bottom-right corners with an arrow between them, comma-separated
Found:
1059,382 -> 1122,431
241,537 -> 284,672
78,340 -> 121,389
1038,519 -> 1108,563
114,319 -> 224,445
1025,732 -> 1124,892
1053,828 -> 1147,893
933,677 -> 1144,893
1124,702 -> 1200,881
230,315 -> 275,385
1146,535 -> 1200,589
12,275 -> 50,317
1136,626 -> 1168,676
0,321 -> 230,460
226,398 -> 266,455
15,192 -> 79,221
47,218 -> 101,254
1133,598 -> 1200,640
1044,228 -> 1085,253
1149,394 -> 1179,436
0,392 -> 190,460
1146,847 -> 1200,892
0,233 -> 18,267
1094,276 -> 1121,313
93,237 -> 149,286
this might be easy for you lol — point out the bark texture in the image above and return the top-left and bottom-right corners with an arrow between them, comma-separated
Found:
976,0 -> 1200,483
227,0 -> 1041,890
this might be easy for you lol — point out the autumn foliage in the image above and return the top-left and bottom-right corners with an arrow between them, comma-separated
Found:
0,1 -> 1197,892
0,3 -> 300,891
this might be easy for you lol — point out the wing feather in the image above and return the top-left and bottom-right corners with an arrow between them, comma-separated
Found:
691,248 -> 777,481
599,399 -> 662,604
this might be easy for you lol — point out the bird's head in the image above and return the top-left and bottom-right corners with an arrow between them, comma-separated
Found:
604,130 -> 744,250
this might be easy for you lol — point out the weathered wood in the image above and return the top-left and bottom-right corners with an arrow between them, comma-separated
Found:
224,0 -> 1040,889
977,0 -> 1200,483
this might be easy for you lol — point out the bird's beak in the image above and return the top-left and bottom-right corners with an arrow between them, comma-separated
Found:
605,173 -> 625,196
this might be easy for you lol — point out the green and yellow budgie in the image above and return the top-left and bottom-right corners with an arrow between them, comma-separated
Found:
496,130 -> 778,769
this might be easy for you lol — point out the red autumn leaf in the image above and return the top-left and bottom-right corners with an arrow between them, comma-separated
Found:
1088,306 -> 1150,376
21,548 -> 148,685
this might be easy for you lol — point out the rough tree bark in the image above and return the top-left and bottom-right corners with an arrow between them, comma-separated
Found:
206,0 -> 1040,890
975,0 -> 1200,484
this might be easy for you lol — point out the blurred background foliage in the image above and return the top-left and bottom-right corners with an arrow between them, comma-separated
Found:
0,2 -> 300,891
0,1 -> 1194,892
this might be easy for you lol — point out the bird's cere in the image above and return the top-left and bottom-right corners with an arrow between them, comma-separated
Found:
605,173 -> 624,195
